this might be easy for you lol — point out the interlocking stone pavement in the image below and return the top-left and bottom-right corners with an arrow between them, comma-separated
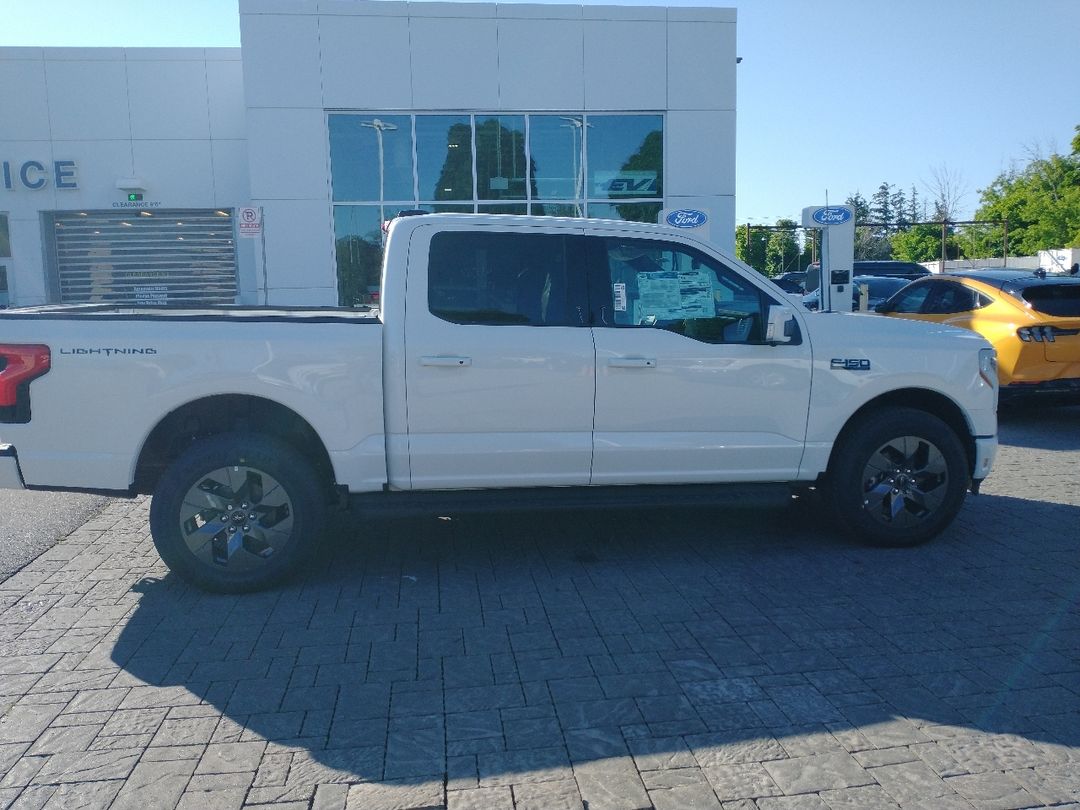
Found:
1,404 -> 1079,810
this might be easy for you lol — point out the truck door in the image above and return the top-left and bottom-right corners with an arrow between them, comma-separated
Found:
586,231 -> 813,484
401,224 -> 594,489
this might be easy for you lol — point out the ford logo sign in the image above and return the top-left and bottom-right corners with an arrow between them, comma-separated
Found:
812,207 -> 852,225
666,209 -> 708,229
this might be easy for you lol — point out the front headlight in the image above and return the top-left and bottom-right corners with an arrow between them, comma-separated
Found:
978,347 -> 998,389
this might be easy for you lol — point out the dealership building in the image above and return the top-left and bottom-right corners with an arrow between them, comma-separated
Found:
0,0 -> 736,309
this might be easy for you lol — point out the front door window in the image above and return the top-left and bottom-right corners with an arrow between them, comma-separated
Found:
592,237 -> 772,343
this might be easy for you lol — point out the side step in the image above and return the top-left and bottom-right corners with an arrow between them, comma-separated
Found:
348,482 -> 795,519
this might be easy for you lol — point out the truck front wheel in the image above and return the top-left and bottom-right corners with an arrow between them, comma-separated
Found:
825,407 -> 969,547
149,433 -> 327,592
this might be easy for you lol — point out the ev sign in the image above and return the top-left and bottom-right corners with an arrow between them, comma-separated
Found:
238,206 -> 262,238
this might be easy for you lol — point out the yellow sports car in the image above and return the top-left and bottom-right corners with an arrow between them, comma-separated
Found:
876,269 -> 1080,402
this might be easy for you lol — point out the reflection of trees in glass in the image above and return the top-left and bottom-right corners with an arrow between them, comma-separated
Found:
432,123 -> 473,201
335,232 -> 383,307
475,118 -> 528,200
615,130 -> 663,222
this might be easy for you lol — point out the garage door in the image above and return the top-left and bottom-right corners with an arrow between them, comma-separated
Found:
49,209 -> 238,306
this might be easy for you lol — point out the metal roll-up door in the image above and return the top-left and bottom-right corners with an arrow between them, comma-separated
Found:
50,209 -> 238,306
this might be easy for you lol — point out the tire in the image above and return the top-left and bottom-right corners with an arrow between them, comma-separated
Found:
149,433 -> 327,593
824,407 -> 969,547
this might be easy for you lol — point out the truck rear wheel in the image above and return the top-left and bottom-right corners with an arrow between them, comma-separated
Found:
148,433 -> 326,593
825,407 -> 969,547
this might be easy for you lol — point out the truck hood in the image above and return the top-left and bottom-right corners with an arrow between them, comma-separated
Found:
803,311 -> 991,351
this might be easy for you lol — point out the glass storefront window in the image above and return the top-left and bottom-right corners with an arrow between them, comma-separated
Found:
530,203 -> 584,218
330,112 -> 662,211
475,116 -> 526,200
587,202 -> 663,224
416,115 -> 472,202
418,203 -> 475,214
587,114 -> 663,201
477,203 -> 527,215
329,113 -> 666,304
0,213 -> 10,257
529,115 -> 583,200
333,206 -> 385,307
329,115 -> 413,203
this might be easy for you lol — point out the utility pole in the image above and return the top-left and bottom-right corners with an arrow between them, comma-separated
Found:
941,220 -> 949,273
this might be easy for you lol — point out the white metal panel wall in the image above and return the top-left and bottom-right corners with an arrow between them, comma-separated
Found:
49,208 -> 238,305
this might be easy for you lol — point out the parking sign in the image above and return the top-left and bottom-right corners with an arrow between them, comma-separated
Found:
238,206 -> 262,238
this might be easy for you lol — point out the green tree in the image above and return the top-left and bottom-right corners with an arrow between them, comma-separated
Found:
972,128 -> 1080,255
735,223 -> 769,274
891,224 -> 943,263
765,219 -> 800,276
870,182 -> 894,229
907,185 -> 924,223
845,192 -> 871,223
851,185 -> 894,258
891,186 -> 910,229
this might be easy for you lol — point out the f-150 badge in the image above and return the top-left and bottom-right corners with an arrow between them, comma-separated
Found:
831,358 -> 871,371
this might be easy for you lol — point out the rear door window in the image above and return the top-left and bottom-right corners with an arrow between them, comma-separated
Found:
885,282 -> 933,314
924,282 -> 978,314
428,230 -> 584,326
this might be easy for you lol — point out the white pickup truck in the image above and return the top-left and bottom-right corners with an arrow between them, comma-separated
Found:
1,214 -> 998,592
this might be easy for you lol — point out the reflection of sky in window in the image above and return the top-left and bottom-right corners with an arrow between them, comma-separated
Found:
416,115 -> 472,201
329,115 -> 413,202
530,116 -> 581,200
587,115 -> 663,198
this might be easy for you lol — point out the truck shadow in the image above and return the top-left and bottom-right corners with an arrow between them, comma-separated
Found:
998,402 -> 1080,450
113,492 -> 1080,790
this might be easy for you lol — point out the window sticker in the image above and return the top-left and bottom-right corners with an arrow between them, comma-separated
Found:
613,282 -> 627,311
675,269 -> 714,318
634,269 -> 714,322
636,270 -> 681,320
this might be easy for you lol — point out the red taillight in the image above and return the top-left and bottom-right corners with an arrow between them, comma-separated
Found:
0,344 -> 51,409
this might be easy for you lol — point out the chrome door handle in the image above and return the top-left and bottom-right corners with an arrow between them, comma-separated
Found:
420,356 -> 472,367
607,357 -> 657,368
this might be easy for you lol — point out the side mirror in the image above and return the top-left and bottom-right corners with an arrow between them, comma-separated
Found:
874,302 -> 891,313
765,305 -> 795,344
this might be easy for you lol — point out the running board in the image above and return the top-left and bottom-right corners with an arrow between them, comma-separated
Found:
348,482 -> 794,519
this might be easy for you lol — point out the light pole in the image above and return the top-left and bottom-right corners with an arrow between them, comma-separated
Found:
360,118 -> 398,235
559,116 -> 588,216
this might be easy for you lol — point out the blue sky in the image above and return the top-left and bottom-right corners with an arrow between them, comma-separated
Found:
5,0 -> 1079,224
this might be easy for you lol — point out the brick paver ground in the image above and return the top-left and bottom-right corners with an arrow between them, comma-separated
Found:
1,405 -> 1078,810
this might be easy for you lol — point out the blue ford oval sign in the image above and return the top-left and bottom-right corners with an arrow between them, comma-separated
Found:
812,207 -> 852,225
666,209 -> 708,228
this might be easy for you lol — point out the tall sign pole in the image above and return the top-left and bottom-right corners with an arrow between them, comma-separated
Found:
801,205 -> 855,313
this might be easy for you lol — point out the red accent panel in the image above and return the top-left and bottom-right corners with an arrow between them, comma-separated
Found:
0,344 -> 51,407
